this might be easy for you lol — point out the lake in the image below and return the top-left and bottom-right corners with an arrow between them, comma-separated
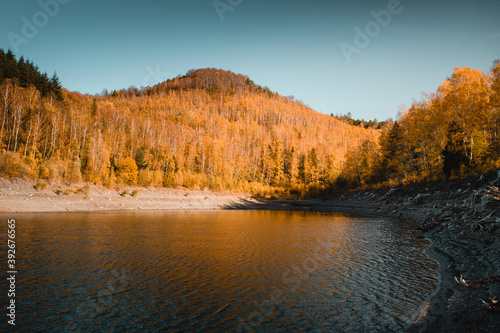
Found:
0,210 -> 438,332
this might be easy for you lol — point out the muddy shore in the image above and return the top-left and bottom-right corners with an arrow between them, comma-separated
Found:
2,175 -> 499,331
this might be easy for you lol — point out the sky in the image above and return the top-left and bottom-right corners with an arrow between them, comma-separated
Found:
1,0 -> 499,121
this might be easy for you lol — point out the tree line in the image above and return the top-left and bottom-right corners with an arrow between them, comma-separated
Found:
339,61 -> 500,189
332,112 -> 386,130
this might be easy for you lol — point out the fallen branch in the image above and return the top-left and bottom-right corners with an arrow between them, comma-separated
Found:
465,211 -> 496,231
455,275 -> 469,287
481,297 -> 499,311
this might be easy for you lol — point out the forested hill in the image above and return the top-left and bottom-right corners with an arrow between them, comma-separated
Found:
0,53 -> 377,197
2,50 -> 498,196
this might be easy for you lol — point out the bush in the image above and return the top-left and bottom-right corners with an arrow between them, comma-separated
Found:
0,152 -> 29,179
116,157 -> 138,184
39,157 -> 66,182
35,182 -> 47,190
137,169 -> 152,187
75,185 -> 91,198
63,188 -> 75,195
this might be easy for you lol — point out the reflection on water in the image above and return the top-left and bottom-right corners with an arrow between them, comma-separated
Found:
0,211 -> 438,332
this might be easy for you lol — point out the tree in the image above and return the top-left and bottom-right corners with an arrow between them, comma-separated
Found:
379,122 -> 404,180
442,121 -> 468,179
91,98 -> 97,117
438,67 -> 490,166
135,147 -> 149,170
49,72 -> 64,100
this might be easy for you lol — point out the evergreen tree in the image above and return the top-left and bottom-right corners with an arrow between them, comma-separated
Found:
91,98 -> 98,117
298,154 -> 308,184
0,49 -> 63,99
135,147 -> 149,170
379,122 -> 403,180
50,72 -> 64,100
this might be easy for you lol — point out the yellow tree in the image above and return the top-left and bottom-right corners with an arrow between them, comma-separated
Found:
438,67 -> 490,168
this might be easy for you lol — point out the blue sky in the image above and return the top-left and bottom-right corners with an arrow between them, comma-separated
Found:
1,0 -> 499,121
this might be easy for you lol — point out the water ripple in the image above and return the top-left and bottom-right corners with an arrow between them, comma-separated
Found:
0,210 -> 438,332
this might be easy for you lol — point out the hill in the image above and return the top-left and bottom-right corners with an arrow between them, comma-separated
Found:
0,55 -> 377,197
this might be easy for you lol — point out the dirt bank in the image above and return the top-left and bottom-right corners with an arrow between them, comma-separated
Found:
0,178 -> 258,212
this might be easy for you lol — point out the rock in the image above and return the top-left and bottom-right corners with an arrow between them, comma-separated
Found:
484,238 -> 495,246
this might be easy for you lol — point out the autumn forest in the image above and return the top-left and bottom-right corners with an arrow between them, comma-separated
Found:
1,49 -> 499,197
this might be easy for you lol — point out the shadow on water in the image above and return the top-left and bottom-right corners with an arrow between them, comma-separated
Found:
223,198 -> 314,211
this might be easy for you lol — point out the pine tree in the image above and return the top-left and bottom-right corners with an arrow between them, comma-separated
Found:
50,72 -> 64,100
379,122 -> 403,180
91,98 -> 98,117
135,147 -> 149,170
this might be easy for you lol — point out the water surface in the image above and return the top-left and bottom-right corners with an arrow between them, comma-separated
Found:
0,211 -> 438,332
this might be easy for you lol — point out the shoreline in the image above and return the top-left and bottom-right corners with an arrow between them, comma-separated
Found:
282,175 -> 500,332
2,176 -> 500,331
0,178 -> 260,213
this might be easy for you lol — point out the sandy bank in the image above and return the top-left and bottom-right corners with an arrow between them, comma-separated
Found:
0,179 -> 260,212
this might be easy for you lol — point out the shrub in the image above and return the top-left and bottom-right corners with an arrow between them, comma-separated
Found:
75,185 -> 90,197
137,169 -> 152,187
63,188 -> 75,195
39,158 -> 66,182
0,152 -> 29,179
116,157 -> 138,184
83,185 -> 90,197
35,182 -> 47,190
131,190 -> 139,197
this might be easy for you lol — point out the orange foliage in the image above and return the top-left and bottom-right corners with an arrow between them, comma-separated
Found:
0,68 -> 376,196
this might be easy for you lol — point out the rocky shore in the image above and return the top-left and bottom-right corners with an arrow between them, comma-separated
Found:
279,173 -> 500,332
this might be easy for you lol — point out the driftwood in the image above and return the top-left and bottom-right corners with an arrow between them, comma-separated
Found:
465,211 -> 496,231
485,186 -> 500,200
